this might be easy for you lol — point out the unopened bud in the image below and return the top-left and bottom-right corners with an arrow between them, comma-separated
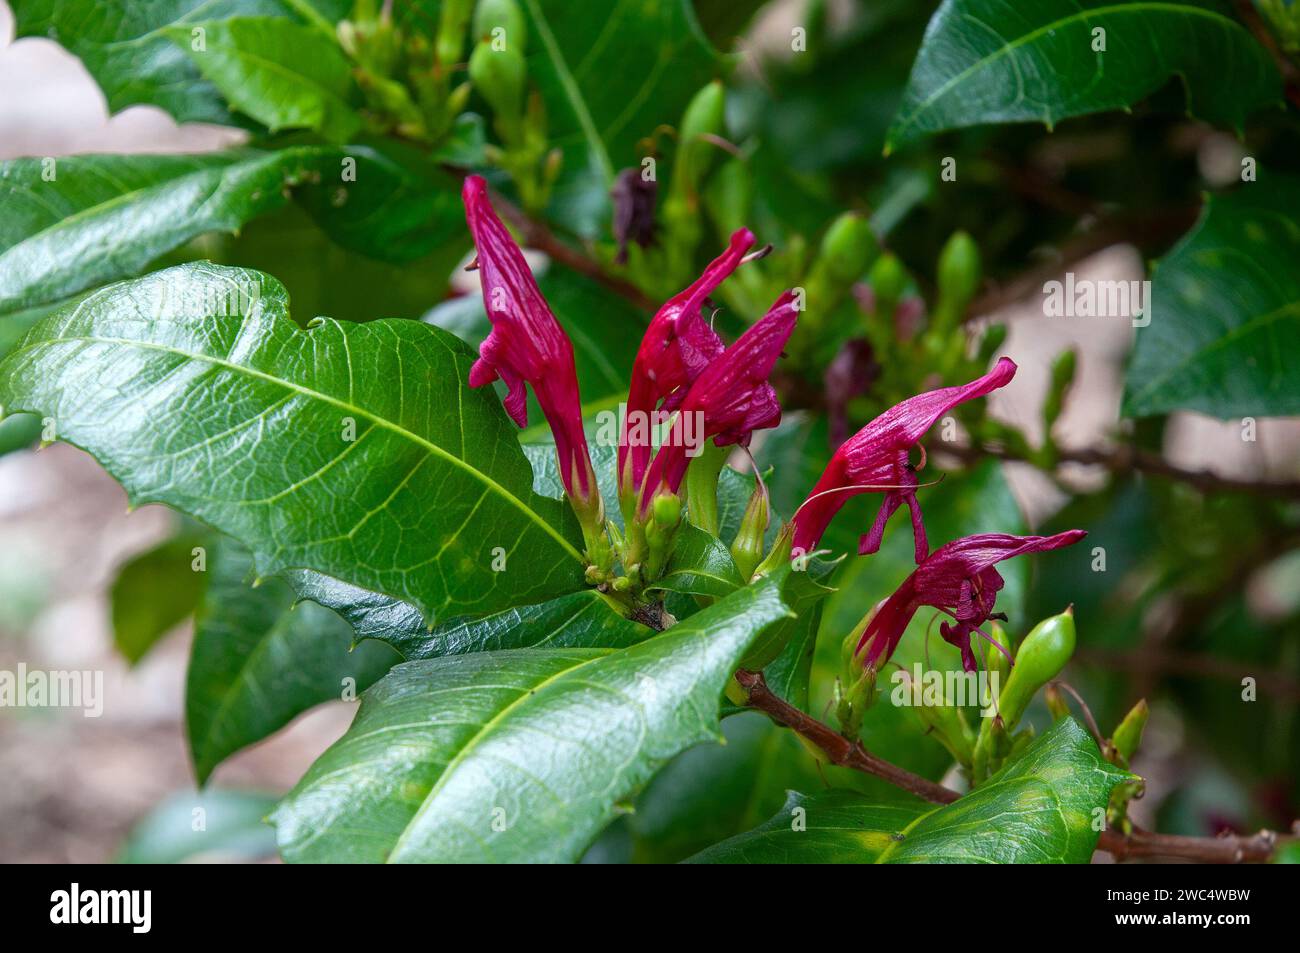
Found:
1110,698 -> 1149,766
866,252 -> 907,320
729,481 -> 770,581
473,0 -> 527,51
1043,348 -> 1078,430
997,608 -> 1076,730
673,80 -> 726,195
435,0 -> 475,67
937,231 -> 980,310
468,39 -> 526,126
1043,682 -> 1071,721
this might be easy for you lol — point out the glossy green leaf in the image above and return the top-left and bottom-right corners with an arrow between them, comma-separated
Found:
650,522 -> 744,598
0,263 -> 587,625
110,531 -> 210,664
626,711 -> 825,863
187,539 -> 400,783
116,788 -> 279,864
0,151 -> 319,315
167,17 -> 361,141
520,0 -> 725,235
286,570 -> 651,659
13,1 -> 348,126
293,145 -> 468,264
689,719 -> 1130,863
686,789 -> 927,863
1124,177 -> 1300,418
271,575 -> 794,862
886,0 -> 1280,152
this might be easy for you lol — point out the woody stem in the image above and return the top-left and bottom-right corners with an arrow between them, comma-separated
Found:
733,669 -> 1293,863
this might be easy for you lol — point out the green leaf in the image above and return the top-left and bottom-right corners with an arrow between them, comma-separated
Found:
625,711 -> 825,863
688,719 -> 1130,863
13,1 -> 349,126
0,262 -> 587,624
286,570 -> 651,659
116,788 -> 279,864
685,789 -> 928,863
271,576 -> 794,862
187,539 -> 400,783
293,145 -> 468,264
167,17 -> 361,141
1124,177 -> 1300,418
760,558 -> 837,711
650,522 -> 744,599
0,150 -> 321,315
520,0 -> 725,235
110,531 -> 210,664
886,0 -> 1280,152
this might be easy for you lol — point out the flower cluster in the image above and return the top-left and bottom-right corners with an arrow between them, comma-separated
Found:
460,179 -> 1082,673
460,177 -> 795,582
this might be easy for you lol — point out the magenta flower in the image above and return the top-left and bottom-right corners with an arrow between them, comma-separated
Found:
790,357 -> 1017,562
857,530 -> 1087,673
637,292 -> 798,516
619,229 -> 754,499
461,175 -> 598,513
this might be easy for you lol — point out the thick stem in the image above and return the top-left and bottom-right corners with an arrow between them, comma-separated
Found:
734,669 -> 1293,863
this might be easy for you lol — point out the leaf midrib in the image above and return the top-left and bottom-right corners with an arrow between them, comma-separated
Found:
522,0 -> 614,182
5,328 -> 585,563
892,2 -> 1247,141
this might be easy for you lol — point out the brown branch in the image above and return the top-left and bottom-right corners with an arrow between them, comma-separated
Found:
945,441 -> 1300,500
1076,646 -> 1300,703
734,669 -> 1291,863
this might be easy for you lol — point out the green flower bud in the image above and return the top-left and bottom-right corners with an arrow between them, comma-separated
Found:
684,442 -> 730,537
729,480 -> 770,581
1110,698 -> 1149,766
937,231 -> 981,308
997,608 -> 1076,730
835,665 -> 877,740
751,522 -> 794,580
817,212 -> 878,285
652,492 -> 681,530
468,38 -> 526,127
673,80 -> 727,197
436,0 -> 475,67
473,0 -> 527,52
867,251 -> 907,320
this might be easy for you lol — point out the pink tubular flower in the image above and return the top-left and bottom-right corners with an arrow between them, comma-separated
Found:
461,175 -> 597,509
619,229 -> 755,499
857,530 -> 1087,673
637,292 -> 798,517
790,357 -> 1017,562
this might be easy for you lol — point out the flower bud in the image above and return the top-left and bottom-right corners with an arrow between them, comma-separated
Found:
469,39 -> 527,128
473,0 -> 527,51
729,480 -> 770,581
683,442 -> 730,537
436,0 -> 475,68
997,608 -> 1076,730
673,80 -> 727,197
1109,698 -> 1149,767
937,231 -> 980,310
866,251 -> 907,322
